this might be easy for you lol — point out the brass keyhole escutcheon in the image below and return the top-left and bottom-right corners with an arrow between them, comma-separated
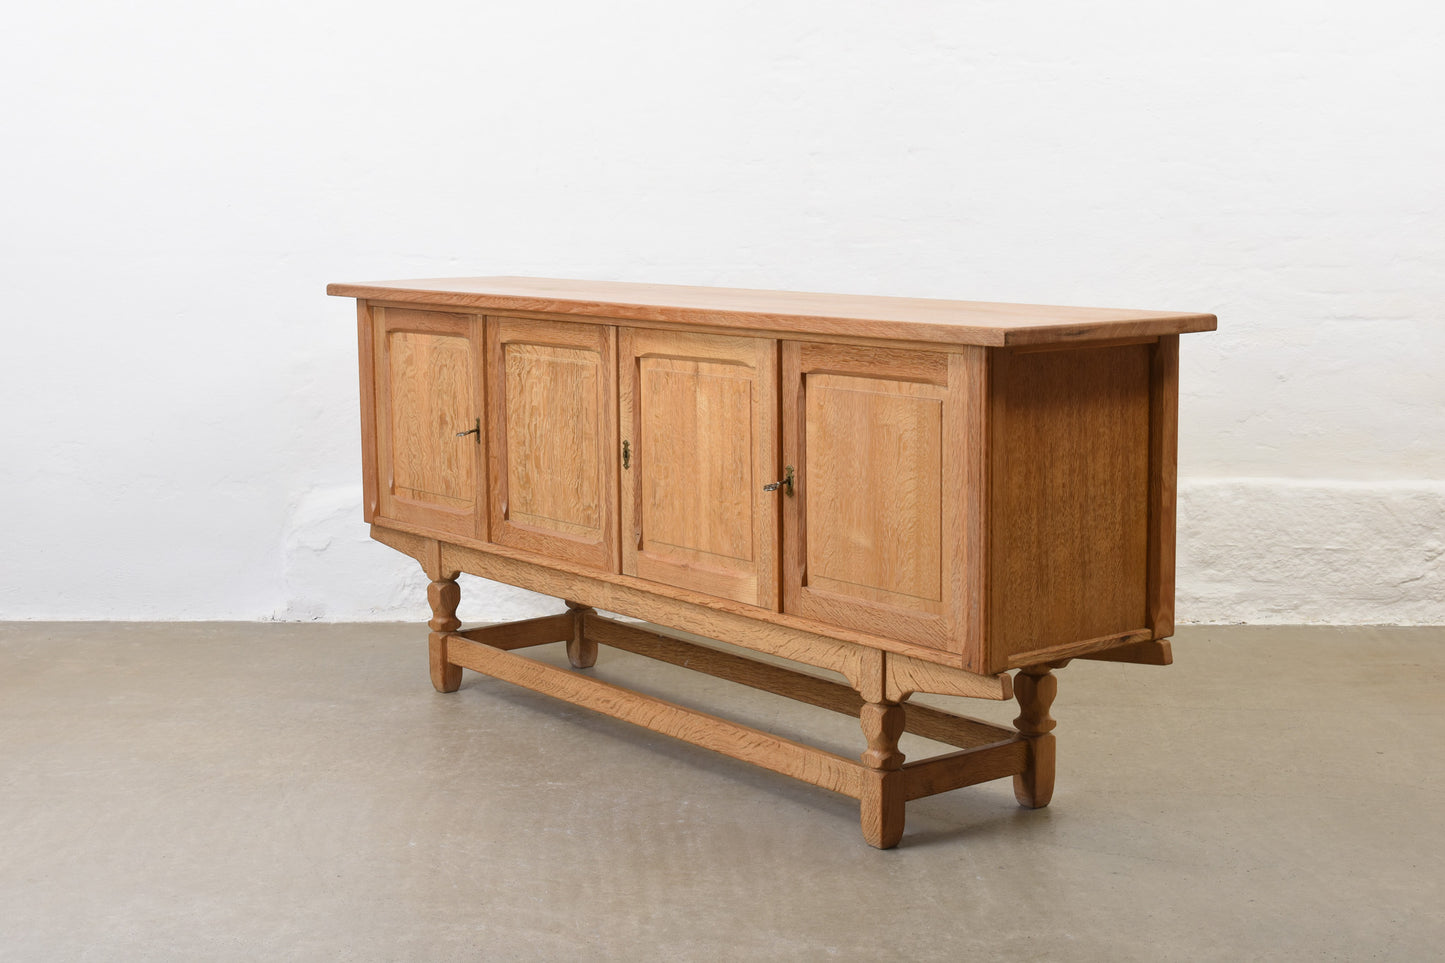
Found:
622,439 -> 631,470
763,465 -> 794,497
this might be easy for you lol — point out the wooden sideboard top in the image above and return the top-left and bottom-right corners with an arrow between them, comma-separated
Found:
326,276 -> 1216,347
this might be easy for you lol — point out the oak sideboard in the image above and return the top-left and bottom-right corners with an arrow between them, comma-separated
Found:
327,275 -> 1215,848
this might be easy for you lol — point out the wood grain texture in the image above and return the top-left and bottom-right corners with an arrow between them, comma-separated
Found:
1006,628 -> 1153,669
838,646 -> 886,704
900,739 -> 1028,801
580,615 -> 1013,748
860,702 -> 907,770
451,614 -> 573,651
389,332 -> 476,500
619,329 -> 778,607
443,633 -> 866,799
486,317 -> 619,572
428,578 -> 463,693
957,348 -> 990,671
341,275 -> 1216,846
422,525 -> 965,671
1147,335 -> 1180,639
357,301 -> 378,523
859,770 -> 905,849
585,615 -> 861,712
1013,667 -> 1058,809
986,342 -> 1153,672
372,306 -> 484,539
807,374 -> 943,603
783,342 -> 969,654
884,652 -> 1012,702
431,608 -> 1040,848
565,600 -> 598,669
328,276 -> 1217,347
1075,637 -> 1173,665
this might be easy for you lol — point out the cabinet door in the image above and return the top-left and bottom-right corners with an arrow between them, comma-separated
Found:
486,317 -> 619,571
620,330 -> 778,608
781,342 -> 984,655
371,305 -> 484,539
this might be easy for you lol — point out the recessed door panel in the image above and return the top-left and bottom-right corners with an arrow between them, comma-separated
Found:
804,374 -> 943,608
782,342 -> 982,655
487,318 -> 618,571
621,330 -> 778,608
371,306 -> 484,539
503,343 -> 604,538
390,331 -> 477,505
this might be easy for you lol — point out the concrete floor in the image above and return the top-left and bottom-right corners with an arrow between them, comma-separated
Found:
0,622 -> 1441,961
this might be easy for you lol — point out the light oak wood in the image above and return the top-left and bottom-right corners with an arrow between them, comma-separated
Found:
329,276 -> 1217,347
335,277 -> 1212,848
1006,627 -> 1153,669
372,306 -> 484,539
619,329 -> 779,608
1013,667 -> 1059,809
782,342 -> 976,655
581,616 -> 1014,749
840,646 -> 887,704
987,342 -> 1153,671
486,316 -> 619,571
443,631 -> 866,799
885,651 -> 1013,702
1076,637 -> 1173,666
859,770 -> 905,849
565,600 -> 597,669
364,298 -> 990,356
957,347 -> 990,670
420,604 -> 1039,848
584,615 -> 859,709
1147,335 -> 1180,638
427,578 -> 463,693
860,702 -> 907,771
357,302 -> 379,523
451,614 -> 573,651
900,739 -> 1029,801
424,527 -> 999,680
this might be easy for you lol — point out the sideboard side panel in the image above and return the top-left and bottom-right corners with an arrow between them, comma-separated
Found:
956,348 -> 990,674
987,343 -> 1152,670
357,300 -> 378,523
1146,335 -> 1180,639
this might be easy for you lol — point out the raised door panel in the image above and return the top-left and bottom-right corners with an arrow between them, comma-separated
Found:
782,342 -> 984,659
487,317 -> 619,571
620,329 -> 778,608
371,305 -> 484,539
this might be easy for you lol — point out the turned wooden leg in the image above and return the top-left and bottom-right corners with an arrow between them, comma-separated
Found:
1013,666 -> 1059,808
564,599 -> 597,669
859,701 -> 906,848
427,578 -> 463,693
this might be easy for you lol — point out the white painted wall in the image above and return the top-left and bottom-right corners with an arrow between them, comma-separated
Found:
2,1 -> 1441,624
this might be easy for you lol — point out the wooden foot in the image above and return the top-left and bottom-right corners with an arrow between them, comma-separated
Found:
428,578 -> 463,693
859,701 -> 906,848
564,599 -> 597,669
860,770 -> 905,849
1012,666 -> 1059,808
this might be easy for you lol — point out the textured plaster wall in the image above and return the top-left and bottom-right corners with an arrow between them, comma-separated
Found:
1,2 -> 1441,624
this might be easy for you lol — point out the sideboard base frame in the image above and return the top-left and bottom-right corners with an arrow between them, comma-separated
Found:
422,571 -> 1067,850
